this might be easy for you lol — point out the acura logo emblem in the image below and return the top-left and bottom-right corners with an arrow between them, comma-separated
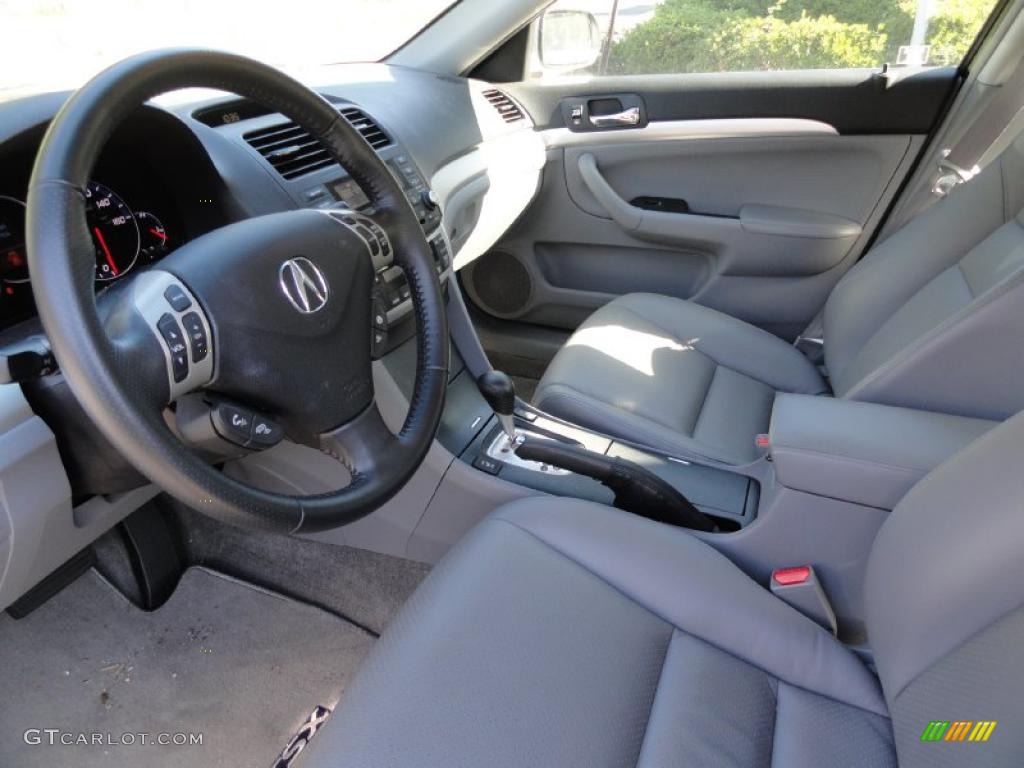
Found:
278,257 -> 329,314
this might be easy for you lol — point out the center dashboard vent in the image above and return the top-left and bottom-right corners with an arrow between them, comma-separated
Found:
482,88 -> 525,123
339,107 -> 392,150
244,106 -> 392,181
243,122 -> 333,180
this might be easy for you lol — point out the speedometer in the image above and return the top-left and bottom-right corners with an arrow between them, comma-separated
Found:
85,181 -> 140,282
0,196 -> 28,285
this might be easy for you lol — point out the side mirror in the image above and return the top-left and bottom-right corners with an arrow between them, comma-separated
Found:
539,10 -> 602,71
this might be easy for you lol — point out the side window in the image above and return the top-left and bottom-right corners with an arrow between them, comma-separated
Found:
526,0 -> 1001,78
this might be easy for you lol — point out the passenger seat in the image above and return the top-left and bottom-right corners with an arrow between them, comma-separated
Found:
533,133 -> 1024,464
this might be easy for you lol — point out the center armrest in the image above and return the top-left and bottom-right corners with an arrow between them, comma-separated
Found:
769,395 -> 997,510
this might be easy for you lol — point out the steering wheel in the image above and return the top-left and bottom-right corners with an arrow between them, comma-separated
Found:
25,50 -> 448,533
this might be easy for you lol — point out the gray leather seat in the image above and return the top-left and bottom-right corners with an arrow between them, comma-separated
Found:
304,410 -> 1024,768
534,134 -> 1024,463
534,292 -> 826,463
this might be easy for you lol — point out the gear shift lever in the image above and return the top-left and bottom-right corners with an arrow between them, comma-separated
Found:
477,370 -> 517,441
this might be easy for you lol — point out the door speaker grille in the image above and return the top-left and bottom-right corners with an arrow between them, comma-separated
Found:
469,251 -> 532,316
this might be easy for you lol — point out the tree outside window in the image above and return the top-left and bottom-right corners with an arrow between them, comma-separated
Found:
534,0 -> 999,77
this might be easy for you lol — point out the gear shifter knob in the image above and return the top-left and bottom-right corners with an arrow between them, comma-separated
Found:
478,370 -> 515,414
477,370 -> 516,439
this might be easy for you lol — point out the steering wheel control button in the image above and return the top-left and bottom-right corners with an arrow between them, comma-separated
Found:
372,328 -> 388,357
327,210 -> 394,271
180,311 -> 209,363
249,414 -> 284,448
130,272 -> 214,399
157,313 -> 190,383
372,298 -> 388,331
163,284 -> 193,312
208,402 -> 282,450
212,403 -> 254,447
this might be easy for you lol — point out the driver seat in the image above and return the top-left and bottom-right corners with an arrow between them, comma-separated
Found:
303,411 -> 1024,767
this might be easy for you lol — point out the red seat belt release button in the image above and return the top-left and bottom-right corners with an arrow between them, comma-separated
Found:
772,566 -> 811,586
770,565 -> 838,635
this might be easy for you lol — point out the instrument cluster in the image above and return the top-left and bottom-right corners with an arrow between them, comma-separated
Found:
1,181 -> 172,325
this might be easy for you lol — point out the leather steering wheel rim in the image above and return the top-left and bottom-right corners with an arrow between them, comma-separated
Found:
25,49 -> 449,533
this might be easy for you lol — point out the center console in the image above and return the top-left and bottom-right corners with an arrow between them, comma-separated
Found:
428,360 -> 761,531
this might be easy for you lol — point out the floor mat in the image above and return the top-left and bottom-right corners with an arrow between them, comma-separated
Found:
0,567 -> 374,768
169,503 -> 430,636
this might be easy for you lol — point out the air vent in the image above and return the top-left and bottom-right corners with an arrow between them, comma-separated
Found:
243,122 -> 334,180
244,106 -> 391,181
482,88 -> 525,123
340,107 -> 392,149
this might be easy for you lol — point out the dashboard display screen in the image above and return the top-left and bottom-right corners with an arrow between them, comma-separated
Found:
331,178 -> 370,211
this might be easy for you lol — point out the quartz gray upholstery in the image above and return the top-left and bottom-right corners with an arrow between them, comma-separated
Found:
865,409 -> 1024,766
824,133 -> 1024,419
535,134 -> 1024,461
769,394 -> 997,509
533,293 -> 826,463
304,497 -> 893,768
304,410 -> 1024,767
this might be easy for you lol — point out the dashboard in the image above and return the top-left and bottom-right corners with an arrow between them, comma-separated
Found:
0,66 -> 543,351
0,60 -> 546,613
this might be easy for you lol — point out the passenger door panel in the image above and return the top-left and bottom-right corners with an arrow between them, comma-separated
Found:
463,69 -> 953,339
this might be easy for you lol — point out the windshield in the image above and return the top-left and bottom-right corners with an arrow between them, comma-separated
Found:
0,0 -> 458,100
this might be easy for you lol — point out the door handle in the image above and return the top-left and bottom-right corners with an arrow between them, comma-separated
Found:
589,106 -> 641,128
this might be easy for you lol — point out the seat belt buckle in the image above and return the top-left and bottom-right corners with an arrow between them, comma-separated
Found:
793,335 -> 824,364
770,565 -> 838,636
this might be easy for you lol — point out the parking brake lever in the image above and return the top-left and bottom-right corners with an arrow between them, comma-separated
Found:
515,439 -> 717,532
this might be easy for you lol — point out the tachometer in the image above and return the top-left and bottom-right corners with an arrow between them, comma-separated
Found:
85,181 -> 140,282
0,196 -> 29,285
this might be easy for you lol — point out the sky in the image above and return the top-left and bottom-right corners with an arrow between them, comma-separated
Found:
0,0 -> 455,96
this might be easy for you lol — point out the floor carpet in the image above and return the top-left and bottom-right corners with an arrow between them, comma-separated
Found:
0,567 -> 374,768
168,503 -> 431,636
